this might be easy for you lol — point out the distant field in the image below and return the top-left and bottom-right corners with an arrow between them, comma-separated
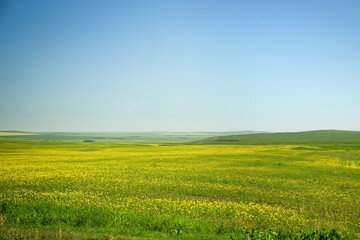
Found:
0,139 -> 359,239
0,131 -> 38,137
0,131 -> 259,143
0,132 -> 211,142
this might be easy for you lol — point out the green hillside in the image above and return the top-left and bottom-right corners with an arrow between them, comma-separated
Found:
194,130 -> 360,144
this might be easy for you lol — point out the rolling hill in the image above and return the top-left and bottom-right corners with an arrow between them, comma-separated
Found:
194,130 -> 360,144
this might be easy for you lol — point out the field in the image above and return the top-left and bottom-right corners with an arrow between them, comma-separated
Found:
0,131 -> 258,143
0,132 -> 38,137
0,138 -> 359,239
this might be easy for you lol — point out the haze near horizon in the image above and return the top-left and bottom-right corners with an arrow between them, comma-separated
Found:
0,0 -> 359,132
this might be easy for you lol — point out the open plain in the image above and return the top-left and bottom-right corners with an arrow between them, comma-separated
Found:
0,132 -> 359,239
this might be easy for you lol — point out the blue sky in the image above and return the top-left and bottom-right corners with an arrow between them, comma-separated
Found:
0,0 -> 359,132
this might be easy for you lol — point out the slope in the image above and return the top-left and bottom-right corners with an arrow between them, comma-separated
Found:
194,130 -> 360,144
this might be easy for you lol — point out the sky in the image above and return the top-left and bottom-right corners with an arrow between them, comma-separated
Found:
0,0 -> 359,132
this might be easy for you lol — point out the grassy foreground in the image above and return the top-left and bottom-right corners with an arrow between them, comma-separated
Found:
0,140 -> 359,239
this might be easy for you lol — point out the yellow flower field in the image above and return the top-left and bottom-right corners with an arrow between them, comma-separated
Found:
0,140 -> 359,239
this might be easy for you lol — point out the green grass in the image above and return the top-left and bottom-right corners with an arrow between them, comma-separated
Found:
0,139 -> 359,239
194,130 -> 360,144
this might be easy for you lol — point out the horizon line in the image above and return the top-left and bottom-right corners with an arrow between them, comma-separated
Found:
1,129 -> 359,134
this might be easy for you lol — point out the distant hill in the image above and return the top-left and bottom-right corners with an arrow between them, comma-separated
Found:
193,130 -> 360,144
